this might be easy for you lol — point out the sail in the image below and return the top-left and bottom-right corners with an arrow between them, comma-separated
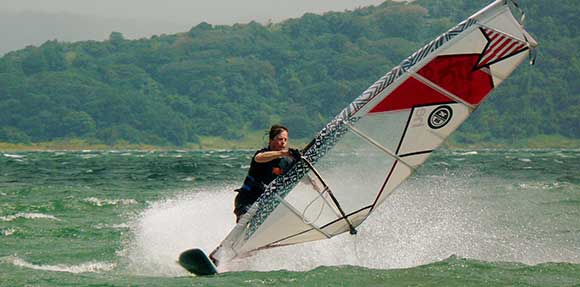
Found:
211,0 -> 538,265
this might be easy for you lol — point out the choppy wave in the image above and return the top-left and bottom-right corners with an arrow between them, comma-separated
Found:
454,151 -> 478,156
79,154 -> 99,159
1,228 -> 16,236
0,213 -> 60,222
2,153 -> 25,159
95,223 -> 131,229
517,182 -> 565,190
83,197 -> 138,207
2,256 -> 116,274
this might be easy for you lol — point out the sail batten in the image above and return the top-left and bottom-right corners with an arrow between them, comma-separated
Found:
410,72 -> 475,110
345,122 -> 416,171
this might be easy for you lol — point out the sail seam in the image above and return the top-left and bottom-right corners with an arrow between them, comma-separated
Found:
345,122 -> 416,171
410,72 -> 475,110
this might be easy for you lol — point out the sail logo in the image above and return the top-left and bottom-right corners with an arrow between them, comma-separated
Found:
411,108 -> 427,128
428,106 -> 452,129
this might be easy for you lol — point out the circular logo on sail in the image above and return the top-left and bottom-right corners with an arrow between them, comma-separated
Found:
428,105 -> 453,129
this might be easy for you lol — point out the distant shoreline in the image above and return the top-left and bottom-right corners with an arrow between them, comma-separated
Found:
1,134 -> 580,151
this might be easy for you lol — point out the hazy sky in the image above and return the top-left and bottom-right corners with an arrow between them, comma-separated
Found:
1,0 -> 387,25
0,0 -> 391,54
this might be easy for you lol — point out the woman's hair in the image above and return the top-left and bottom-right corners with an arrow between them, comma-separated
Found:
268,124 -> 288,140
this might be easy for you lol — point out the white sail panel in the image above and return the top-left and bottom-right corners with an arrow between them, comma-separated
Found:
283,173 -> 342,225
353,110 -> 411,152
373,153 -> 430,207
439,28 -> 487,56
480,6 -> 526,41
274,228 -> 328,246
309,130 -> 397,215
322,208 -> 372,235
398,104 -> 471,156
274,207 -> 372,246
235,199 -> 326,254
490,51 -> 529,86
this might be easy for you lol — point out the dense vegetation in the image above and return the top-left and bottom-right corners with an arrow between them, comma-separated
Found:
0,0 -> 577,146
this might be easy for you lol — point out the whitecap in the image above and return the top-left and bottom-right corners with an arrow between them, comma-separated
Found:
1,228 -> 16,236
3,153 -> 25,159
94,223 -> 130,230
80,154 -> 98,159
83,197 -> 138,207
182,177 -> 195,182
3,256 -> 116,274
0,213 -> 60,222
518,158 -> 532,162
551,151 -> 572,158
454,151 -> 478,156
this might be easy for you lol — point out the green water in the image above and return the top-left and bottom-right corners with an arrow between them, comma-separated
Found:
1,149 -> 579,286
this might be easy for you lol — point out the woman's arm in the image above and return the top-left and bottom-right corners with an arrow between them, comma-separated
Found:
254,150 -> 291,163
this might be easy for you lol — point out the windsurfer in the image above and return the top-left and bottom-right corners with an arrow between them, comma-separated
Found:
233,124 -> 301,222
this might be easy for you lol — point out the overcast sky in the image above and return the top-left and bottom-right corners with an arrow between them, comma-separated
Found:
0,0 -> 392,55
2,0 -> 388,24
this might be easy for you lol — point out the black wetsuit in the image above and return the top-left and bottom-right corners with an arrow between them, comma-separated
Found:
234,148 -> 295,222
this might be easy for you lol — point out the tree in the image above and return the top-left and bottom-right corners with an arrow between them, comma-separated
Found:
21,48 -> 48,75
0,127 -> 30,143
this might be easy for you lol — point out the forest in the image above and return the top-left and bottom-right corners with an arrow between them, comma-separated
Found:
0,0 -> 577,147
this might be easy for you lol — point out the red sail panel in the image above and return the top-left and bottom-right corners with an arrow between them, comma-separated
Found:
417,54 -> 494,105
369,77 -> 452,113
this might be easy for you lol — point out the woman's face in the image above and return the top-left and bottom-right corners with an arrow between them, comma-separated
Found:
269,130 -> 288,151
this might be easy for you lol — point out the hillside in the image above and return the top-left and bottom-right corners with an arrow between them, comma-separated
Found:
0,0 -> 578,147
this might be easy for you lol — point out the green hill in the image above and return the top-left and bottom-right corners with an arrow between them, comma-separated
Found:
0,0 -> 578,148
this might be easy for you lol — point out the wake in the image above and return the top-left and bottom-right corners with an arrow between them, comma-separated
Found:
122,174 -> 579,277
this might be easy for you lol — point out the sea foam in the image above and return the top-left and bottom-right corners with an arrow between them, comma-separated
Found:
122,170 -> 580,276
0,213 -> 60,222
3,256 -> 116,274
83,197 -> 138,207
123,187 -> 236,276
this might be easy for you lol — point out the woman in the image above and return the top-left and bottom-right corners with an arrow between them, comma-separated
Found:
233,124 -> 300,222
